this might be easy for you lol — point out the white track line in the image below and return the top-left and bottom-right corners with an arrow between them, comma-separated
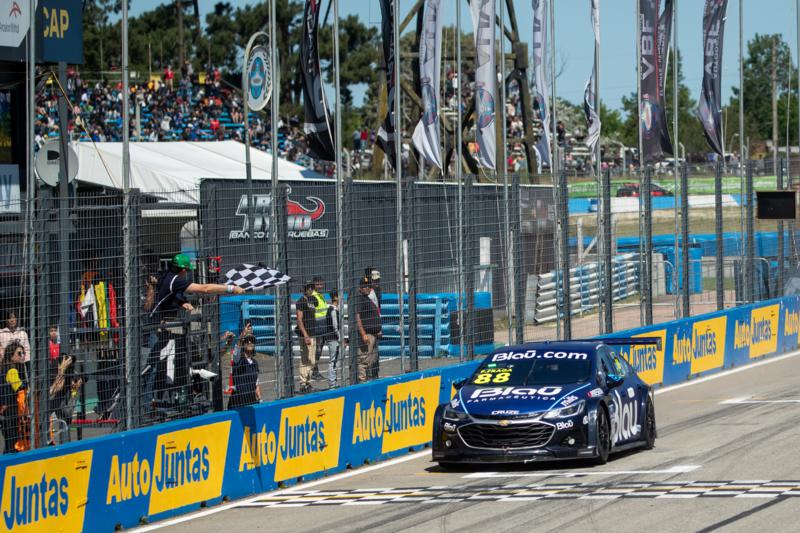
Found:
134,348 -> 800,530
132,450 -> 430,532
653,348 -> 800,396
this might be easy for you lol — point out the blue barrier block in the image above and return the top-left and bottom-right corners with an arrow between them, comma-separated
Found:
659,247 -> 703,294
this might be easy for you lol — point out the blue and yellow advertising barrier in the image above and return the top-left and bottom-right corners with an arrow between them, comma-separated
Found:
1,296 -> 799,532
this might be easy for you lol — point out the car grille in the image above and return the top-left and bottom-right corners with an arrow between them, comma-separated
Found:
458,422 -> 555,449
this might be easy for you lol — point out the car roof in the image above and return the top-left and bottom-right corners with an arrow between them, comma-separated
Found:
489,341 -> 601,354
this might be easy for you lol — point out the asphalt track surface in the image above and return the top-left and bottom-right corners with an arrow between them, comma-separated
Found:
137,351 -> 800,533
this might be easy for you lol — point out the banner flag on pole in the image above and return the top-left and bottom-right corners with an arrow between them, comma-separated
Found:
583,0 -> 601,157
376,0 -> 397,169
699,0 -> 729,156
657,0 -> 675,155
532,0 -> 551,172
470,0 -> 497,170
412,0 -> 444,169
638,0 -> 667,165
301,0 -> 336,161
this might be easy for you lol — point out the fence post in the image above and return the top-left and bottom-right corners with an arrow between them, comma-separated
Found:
643,165 -> 653,325
275,184 -> 294,397
680,162 -> 690,317
790,163 -> 797,267
127,191 -> 142,427
558,167 -> 572,338
464,174 -> 475,358
745,160 -> 755,302
406,178 -> 419,371
601,168 -> 613,333
512,175 -> 524,344
715,160 -> 724,311
344,177 -> 360,387
778,158 -> 785,295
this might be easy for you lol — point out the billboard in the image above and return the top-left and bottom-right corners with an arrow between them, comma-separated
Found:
0,0 -> 83,64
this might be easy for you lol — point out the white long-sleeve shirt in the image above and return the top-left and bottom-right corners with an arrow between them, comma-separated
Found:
0,327 -> 31,363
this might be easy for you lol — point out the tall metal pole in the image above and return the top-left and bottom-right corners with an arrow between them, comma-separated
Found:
269,2 -> 284,396
794,0 -> 800,266
456,0 -> 465,360
739,0 -> 749,301
550,0 -> 562,340
500,0 -> 513,344
593,0 -> 603,333
242,35 -> 259,257
122,0 -> 134,430
334,0 -> 347,377
393,0 -> 405,370
674,0 -> 688,318
636,0 -> 648,326
26,0 -> 37,448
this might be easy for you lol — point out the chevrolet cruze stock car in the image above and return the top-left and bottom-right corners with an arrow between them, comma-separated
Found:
432,339 -> 658,467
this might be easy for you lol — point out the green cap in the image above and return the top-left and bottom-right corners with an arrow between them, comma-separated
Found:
172,253 -> 196,270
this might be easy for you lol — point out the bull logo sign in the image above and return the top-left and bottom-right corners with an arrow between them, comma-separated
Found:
230,189 -> 329,240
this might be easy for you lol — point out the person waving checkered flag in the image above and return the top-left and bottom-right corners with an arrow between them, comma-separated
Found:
225,263 -> 291,292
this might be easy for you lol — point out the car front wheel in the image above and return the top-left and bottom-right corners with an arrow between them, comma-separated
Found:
594,408 -> 611,465
642,398 -> 656,450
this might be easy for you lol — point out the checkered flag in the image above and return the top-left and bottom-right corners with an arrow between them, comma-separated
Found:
225,263 -> 291,291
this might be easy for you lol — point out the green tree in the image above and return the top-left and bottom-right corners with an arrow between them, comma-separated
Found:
731,33 -> 793,144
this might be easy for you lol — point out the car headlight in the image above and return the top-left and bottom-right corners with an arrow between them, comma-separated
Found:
543,400 -> 585,420
443,406 -> 469,421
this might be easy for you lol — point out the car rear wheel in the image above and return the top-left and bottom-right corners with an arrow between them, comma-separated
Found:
594,408 -> 611,465
643,398 -> 656,450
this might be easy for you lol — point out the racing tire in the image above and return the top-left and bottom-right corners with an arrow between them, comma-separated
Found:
593,408 -> 611,465
642,398 -> 656,450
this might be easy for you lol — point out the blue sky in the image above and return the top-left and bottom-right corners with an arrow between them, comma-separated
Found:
132,0 -> 798,111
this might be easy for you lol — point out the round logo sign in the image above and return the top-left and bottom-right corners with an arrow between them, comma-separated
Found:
246,46 -> 272,111
640,96 -> 659,139
476,87 -> 495,129
422,83 -> 438,126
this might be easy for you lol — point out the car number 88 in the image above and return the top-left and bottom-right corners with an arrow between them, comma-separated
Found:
474,372 -> 511,384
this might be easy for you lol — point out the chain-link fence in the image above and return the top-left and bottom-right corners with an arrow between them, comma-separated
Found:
2,158 -> 795,453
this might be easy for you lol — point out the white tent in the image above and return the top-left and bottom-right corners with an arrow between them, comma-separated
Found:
73,141 -> 325,200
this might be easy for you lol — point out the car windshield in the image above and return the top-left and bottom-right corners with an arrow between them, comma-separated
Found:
470,351 -> 593,387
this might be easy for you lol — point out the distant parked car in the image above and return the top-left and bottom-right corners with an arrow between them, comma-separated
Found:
616,182 -> 674,197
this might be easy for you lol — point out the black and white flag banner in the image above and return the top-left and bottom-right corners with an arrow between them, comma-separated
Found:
301,0 -> 336,161
376,0 -> 397,169
470,0 -> 497,170
532,0 -> 551,172
583,0 -> 601,158
698,0 -> 728,156
639,0 -> 666,165
411,0 -> 444,169
225,263 -> 291,292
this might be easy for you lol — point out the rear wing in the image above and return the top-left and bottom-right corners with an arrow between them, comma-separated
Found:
580,337 -> 663,350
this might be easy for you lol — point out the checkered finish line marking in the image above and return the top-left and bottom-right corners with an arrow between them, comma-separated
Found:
240,481 -> 800,507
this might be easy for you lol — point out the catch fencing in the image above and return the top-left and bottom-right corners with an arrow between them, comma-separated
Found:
0,158 -> 795,453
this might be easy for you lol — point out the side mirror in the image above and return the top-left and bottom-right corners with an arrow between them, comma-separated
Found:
606,374 -> 624,389
453,379 -> 467,390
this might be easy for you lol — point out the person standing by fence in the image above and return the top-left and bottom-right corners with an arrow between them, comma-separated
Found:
311,276 -> 328,381
325,290 -> 342,389
295,282 -> 318,393
224,325 -> 261,408
355,277 -> 381,383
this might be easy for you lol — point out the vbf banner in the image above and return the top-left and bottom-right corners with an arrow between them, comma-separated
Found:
657,0 -> 674,156
699,0 -> 729,156
638,0 -> 667,165
411,0 -> 444,169
300,0 -> 336,161
470,0 -> 497,170
376,0 -> 397,169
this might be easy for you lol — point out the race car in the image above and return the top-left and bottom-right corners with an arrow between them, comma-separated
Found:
432,339 -> 657,467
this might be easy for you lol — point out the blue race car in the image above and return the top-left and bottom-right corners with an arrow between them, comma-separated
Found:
432,339 -> 657,467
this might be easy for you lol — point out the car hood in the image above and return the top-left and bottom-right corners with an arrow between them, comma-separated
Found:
457,383 -> 593,418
